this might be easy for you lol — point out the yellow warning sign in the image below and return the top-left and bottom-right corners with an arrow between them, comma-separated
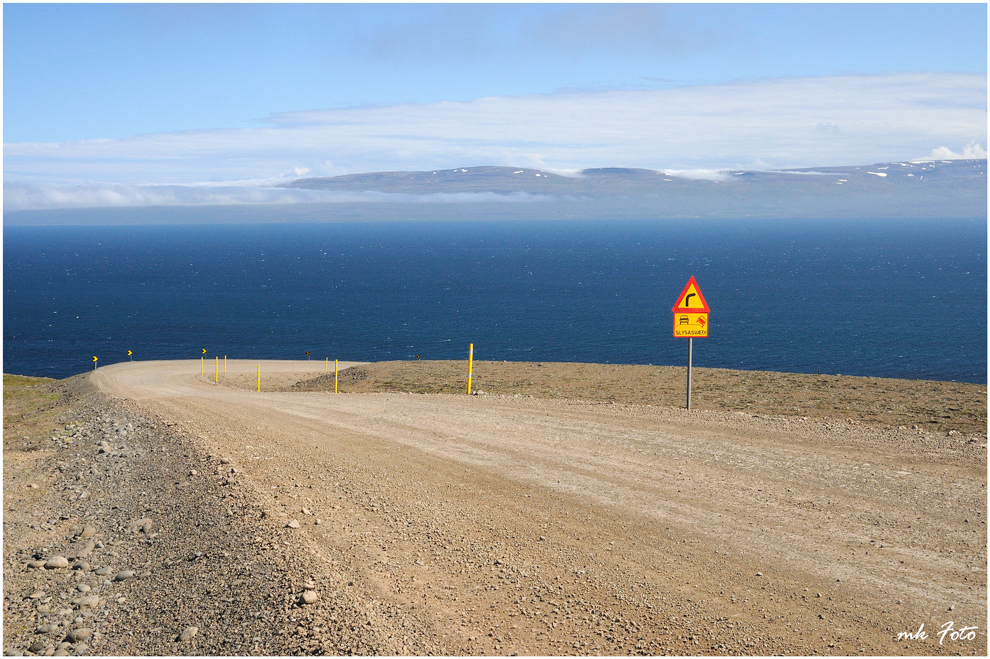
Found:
674,313 -> 709,338
671,276 -> 710,313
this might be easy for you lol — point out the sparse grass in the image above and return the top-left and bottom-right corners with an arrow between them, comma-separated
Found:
3,374 -> 61,451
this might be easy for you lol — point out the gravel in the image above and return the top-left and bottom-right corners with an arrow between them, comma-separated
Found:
4,374 -> 445,655
4,363 -> 986,656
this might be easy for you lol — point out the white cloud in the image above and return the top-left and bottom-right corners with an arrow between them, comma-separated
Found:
1,181 -> 548,212
3,73 -> 985,199
928,143 -> 988,160
659,169 -> 732,182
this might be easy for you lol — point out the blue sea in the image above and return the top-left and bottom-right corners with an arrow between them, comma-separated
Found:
3,218 -> 986,383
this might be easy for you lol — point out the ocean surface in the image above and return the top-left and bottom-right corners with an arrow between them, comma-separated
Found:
3,218 -> 987,383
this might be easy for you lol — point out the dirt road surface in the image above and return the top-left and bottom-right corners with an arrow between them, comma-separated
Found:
5,359 -> 986,655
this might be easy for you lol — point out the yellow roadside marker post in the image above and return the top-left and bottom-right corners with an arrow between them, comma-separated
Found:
334,360 -> 339,394
215,357 -> 219,383
325,357 -> 328,373
92,356 -> 98,370
127,350 -> 133,361
224,355 -> 227,374
467,343 -> 474,395
257,365 -> 260,392
201,348 -> 206,375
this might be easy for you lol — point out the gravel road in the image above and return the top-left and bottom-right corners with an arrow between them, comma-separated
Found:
4,359 -> 986,655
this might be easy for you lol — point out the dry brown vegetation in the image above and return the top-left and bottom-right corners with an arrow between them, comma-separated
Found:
289,360 -> 987,437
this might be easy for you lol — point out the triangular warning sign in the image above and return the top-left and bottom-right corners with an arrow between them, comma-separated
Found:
671,276 -> 710,313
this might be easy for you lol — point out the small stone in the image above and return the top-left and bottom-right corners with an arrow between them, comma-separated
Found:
27,560 -> 47,569
113,570 -> 135,582
28,483 -> 39,489
28,591 -> 46,600
299,590 -> 319,605
28,639 -> 48,653
71,561 -> 90,572
73,596 -> 101,609
35,624 -> 58,634
65,628 -> 92,643
189,470 -> 198,476
302,508 -> 312,516
76,585 -> 91,593
178,626 -> 198,642
77,526 -> 97,540
315,519 -> 322,526
74,541 -> 95,558
219,457 -> 231,465
755,572 -> 763,576
286,520 -> 301,529
138,570 -> 152,579
45,557 -> 69,570
94,567 -> 112,576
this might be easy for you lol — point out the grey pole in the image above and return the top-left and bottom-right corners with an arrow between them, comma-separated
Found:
686,337 -> 693,410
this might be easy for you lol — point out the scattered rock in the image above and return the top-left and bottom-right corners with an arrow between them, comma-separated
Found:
28,639 -> 49,653
26,560 -> 47,569
72,595 -> 102,609
74,541 -> 96,557
177,626 -> 198,642
65,628 -> 93,643
286,520 -> 301,529
113,570 -> 136,582
94,567 -> 112,576
44,556 -> 69,570
77,525 -> 97,540
299,590 -> 319,605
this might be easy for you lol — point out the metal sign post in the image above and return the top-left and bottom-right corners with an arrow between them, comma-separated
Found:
686,337 -> 693,410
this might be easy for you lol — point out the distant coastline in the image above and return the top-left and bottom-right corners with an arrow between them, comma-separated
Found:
3,159 -> 985,222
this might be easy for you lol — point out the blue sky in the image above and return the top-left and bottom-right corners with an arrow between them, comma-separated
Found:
3,2 -> 987,210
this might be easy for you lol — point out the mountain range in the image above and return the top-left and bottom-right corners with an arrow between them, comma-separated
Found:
280,159 -> 986,220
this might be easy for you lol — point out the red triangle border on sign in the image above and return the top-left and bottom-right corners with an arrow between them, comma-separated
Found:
671,276 -> 710,313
